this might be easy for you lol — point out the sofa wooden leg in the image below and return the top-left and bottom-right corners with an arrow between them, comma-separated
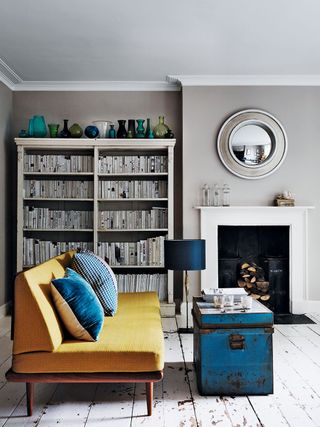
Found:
146,382 -> 153,416
26,383 -> 34,416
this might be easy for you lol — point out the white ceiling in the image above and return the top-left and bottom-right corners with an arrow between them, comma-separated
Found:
1,0 -> 320,90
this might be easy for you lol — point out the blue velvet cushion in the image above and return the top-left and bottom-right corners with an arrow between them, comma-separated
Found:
51,267 -> 104,341
71,251 -> 118,316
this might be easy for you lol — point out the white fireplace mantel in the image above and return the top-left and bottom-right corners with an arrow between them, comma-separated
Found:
195,206 -> 314,314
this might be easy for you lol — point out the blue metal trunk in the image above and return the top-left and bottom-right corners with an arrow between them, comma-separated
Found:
193,297 -> 274,395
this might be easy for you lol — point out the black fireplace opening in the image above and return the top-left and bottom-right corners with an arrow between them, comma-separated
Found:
218,225 -> 290,314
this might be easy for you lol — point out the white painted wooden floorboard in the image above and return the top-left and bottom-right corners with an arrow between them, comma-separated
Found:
0,333 -> 12,367
85,383 -> 134,427
4,383 -> 58,427
0,317 -> 11,338
36,383 -> 97,426
161,317 -> 177,333
272,329 -> 320,426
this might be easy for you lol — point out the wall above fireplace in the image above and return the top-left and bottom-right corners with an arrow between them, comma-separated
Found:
196,206 -> 314,314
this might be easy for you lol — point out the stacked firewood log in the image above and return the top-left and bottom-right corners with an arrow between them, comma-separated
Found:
238,262 -> 270,301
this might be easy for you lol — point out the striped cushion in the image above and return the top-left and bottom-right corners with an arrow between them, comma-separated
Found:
71,251 -> 118,316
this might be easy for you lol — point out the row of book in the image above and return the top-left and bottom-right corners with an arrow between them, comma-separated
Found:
115,274 -> 167,301
23,238 -> 93,266
24,180 -> 94,199
97,235 -> 166,266
99,208 -> 168,230
24,154 -> 94,173
98,180 -> 167,199
23,207 -> 93,230
98,155 -> 168,174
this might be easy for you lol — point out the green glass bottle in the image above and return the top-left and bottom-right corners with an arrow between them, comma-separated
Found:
69,123 -> 83,138
153,116 -> 169,138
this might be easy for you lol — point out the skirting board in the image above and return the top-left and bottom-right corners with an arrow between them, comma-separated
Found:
0,301 -> 11,318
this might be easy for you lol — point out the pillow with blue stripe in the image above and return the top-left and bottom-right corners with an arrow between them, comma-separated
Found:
71,251 -> 118,316
51,267 -> 104,341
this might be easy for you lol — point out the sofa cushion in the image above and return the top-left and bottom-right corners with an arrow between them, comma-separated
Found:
71,251 -> 118,316
12,292 -> 164,373
13,251 -> 76,355
51,268 -> 104,342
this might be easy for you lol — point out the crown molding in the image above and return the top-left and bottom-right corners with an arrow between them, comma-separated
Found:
167,74 -> 320,86
0,58 -> 22,90
13,80 -> 180,91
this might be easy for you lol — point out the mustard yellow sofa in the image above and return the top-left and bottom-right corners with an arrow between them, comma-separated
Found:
6,251 -> 164,416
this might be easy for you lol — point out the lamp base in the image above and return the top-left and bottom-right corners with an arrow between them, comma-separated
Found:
178,327 -> 194,334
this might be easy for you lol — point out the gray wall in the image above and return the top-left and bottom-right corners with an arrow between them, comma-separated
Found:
0,81 -> 13,308
183,86 -> 320,300
12,90 -> 183,299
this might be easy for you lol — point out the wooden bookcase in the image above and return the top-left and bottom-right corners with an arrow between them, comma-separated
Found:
16,138 -> 176,316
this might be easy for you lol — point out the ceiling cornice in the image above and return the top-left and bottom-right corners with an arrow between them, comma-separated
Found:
0,58 -> 22,90
167,74 -> 320,86
13,80 -> 179,91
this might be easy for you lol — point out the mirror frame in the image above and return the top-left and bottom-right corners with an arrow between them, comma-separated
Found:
217,109 -> 287,179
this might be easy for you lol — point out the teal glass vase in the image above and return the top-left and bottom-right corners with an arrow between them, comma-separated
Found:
136,119 -> 145,138
145,118 -> 154,139
33,115 -> 47,138
27,118 -> 34,137
108,124 -> 116,138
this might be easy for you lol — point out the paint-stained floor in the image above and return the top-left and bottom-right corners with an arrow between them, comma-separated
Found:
1,314 -> 320,426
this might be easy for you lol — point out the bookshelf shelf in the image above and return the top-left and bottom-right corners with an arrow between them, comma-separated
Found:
98,228 -> 168,232
24,172 -> 94,176
23,228 -> 93,232
16,138 -> 175,316
23,198 -> 94,201
98,172 -> 168,177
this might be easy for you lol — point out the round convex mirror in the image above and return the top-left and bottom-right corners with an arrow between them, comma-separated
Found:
217,110 -> 287,179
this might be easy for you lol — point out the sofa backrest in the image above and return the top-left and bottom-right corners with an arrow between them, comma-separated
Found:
13,251 -> 75,355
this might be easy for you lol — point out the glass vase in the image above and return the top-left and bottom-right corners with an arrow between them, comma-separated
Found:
59,119 -> 71,138
117,120 -> 127,138
136,119 -> 145,138
69,123 -> 83,138
108,123 -> 116,138
27,118 -> 34,137
128,119 -> 136,138
48,123 -> 60,138
33,115 -> 47,138
145,118 -> 154,139
153,116 -> 169,138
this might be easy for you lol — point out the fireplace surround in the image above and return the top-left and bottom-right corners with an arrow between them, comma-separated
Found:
196,206 -> 314,314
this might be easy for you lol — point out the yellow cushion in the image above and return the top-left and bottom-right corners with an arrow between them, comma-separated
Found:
13,292 -> 164,373
13,251 -> 75,354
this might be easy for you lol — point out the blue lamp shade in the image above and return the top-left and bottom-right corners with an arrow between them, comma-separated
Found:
164,239 -> 206,271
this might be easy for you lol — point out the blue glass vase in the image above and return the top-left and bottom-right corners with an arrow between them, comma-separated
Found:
33,115 -> 47,138
85,125 -> 99,139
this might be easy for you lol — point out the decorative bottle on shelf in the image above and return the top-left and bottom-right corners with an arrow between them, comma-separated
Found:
33,115 -> 47,137
136,119 -> 145,138
202,184 -> 211,206
59,119 -> 71,138
153,116 -> 169,138
69,123 -> 83,138
108,123 -> 116,138
222,184 -> 230,206
213,184 -> 220,207
145,118 -> 154,139
117,120 -> 127,138
127,119 -> 136,138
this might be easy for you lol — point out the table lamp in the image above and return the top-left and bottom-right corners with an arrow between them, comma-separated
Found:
164,239 -> 206,333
